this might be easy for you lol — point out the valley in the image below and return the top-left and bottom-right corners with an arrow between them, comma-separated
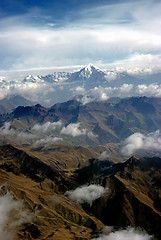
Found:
0,65 -> 161,240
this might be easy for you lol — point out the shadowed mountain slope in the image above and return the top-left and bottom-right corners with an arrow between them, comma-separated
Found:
80,156 -> 161,238
0,145 -> 104,240
0,96 -> 160,146
0,145 -> 161,239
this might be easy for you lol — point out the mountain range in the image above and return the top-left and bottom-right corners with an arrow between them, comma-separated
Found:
0,144 -> 160,239
0,96 -> 160,148
0,65 -> 161,239
0,95 -> 34,114
23,64 -> 110,85
0,64 -> 158,106
23,64 -> 160,87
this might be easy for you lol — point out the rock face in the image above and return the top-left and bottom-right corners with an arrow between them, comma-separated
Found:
0,145 -> 161,239
88,156 -> 161,238
0,145 -> 103,240
0,96 -> 161,146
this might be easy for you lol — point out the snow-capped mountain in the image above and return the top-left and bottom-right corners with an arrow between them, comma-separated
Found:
23,64 -> 109,85
71,64 -> 108,79
1,64 -> 161,107
23,72 -> 71,83
68,64 -> 109,87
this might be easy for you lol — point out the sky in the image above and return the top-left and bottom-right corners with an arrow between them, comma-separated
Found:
0,0 -> 161,73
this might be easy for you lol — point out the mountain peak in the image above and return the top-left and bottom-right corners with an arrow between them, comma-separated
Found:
84,63 -> 96,71
83,64 -> 101,72
78,64 -> 105,79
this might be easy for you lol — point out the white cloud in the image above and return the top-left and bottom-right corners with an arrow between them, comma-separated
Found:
0,79 -> 55,103
0,1 -> 161,71
65,185 -> 108,206
32,136 -> 63,149
99,151 -> 109,160
0,184 -> 34,240
32,121 -> 63,133
78,85 -> 135,104
92,227 -> 152,240
71,86 -> 86,95
120,84 -> 133,93
60,122 -> 96,139
0,65 -> 161,106
121,130 -> 161,157
137,84 -> 161,98
0,122 -> 36,140
115,53 -> 161,68
0,122 -> 63,148
76,82 -> 161,104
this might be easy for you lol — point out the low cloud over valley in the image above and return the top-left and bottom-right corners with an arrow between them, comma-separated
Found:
121,130 -> 161,157
65,185 -> 108,206
92,227 -> 152,240
0,184 -> 34,240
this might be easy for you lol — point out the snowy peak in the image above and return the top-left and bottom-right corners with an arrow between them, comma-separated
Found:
84,64 -> 99,72
79,64 -> 105,78
23,75 -> 42,83
23,72 -> 70,83
22,64 -> 109,87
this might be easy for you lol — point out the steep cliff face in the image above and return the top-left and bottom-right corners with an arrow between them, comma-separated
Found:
0,145 -> 104,240
0,145 -> 161,239
89,157 -> 161,238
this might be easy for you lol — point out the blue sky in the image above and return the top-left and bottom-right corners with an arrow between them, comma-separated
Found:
0,0 -> 161,72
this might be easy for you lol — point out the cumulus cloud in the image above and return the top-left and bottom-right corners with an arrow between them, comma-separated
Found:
65,185 -> 108,205
0,122 -> 63,148
0,79 -> 55,103
0,122 -> 36,140
77,84 -> 134,104
32,136 -> 63,149
121,130 -> 161,157
76,82 -> 161,104
71,86 -> 86,95
60,122 -> 96,139
0,184 -> 34,240
99,151 -> 109,160
32,121 -> 63,133
92,227 -> 152,240
137,84 -> 161,98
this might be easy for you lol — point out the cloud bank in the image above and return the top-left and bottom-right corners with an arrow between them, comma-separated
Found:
0,0 -> 161,71
32,136 -> 63,149
65,185 -> 107,205
0,121 -> 97,148
60,122 -> 97,139
32,121 -> 63,133
76,83 -> 161,104
92,227 -> 152,240
0,184 -> 33,240
0,122 -> 35,140
121,130 -> 161,157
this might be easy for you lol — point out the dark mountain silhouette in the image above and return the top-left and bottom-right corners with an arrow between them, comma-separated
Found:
0,145 -> 161,239
76,156 -> 161,238
0,96 -> 160,145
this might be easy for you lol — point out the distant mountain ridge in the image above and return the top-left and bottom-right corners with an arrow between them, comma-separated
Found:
1,64 -> 161,106
23,64 -> 160,87
0,95 -> 34,114
23,64 -> 110,87
1,96 -> 161,147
